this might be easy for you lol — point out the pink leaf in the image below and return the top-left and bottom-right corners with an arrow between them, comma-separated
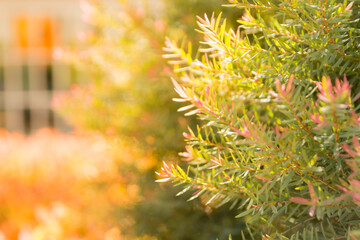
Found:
353,135 -> 360,151
342,143 -> 357,157
337,184 -> 349,193
350,179 -> 360,189
335,193 -> 349,202
233,122 -> 252,138
310,114 -> 321,124
350,233 -> 357,240
290,197 -> 311,205
179,146 -> 193,162
308,182 -> 315,200
350,192 -> 360,204
171,78 -> 189,100
286,75 -> 294,94
309,205 -> 315,217
269,90 -> 279,98
275,79 -> 282,94
183,132 -> 192,139
346,2 -> 354,11
241,12 -> 251,22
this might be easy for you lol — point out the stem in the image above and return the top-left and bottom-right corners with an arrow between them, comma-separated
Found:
281,217 -> 315,235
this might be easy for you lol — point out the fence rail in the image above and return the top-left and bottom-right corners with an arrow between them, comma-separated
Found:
0,46 -> 75,133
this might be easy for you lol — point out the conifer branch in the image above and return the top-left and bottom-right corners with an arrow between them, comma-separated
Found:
164,1 -> 360,238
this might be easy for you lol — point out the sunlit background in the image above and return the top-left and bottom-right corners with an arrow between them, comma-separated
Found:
0,0 -> 88,133
0,0 -> 244,239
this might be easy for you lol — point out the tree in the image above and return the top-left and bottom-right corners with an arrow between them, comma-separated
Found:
161,0 -> 360,239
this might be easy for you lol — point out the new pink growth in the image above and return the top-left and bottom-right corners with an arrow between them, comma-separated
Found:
350,179 -> 360,190
179,146 -> 194,162
192,60 -> 210,70
308,181 -> 320,217
208,156 -> 222,169
290,197 -> 311,205
353,135 -> 360,151
316,76 -> 351,104
350,191 -> 360,205
193,95 -> 205,108
172,78 -> 212,115
155,162 -> 176,182
241,12 -> 252,22
209,151 -> 223,169
346,160 -> 359,180
336,182 -> 360,204
316,77 -> 334,103
192,189 -> 202,196
233,122 -> 252,138
290,182 -> 320,217
309,114 -> 325,124
163,37 -> 175,52
197,12 -> 216,27
346,2 -> 354,11
334,76 -> 350,95
172,78 -> 191,101
342,143 -> 357,157
342,136 -> 360,158
183,132 -> 192,139
336,160 -> 360,204
310,113 -> 329,130
270,75 -> 294,99
308,182 -> 315,200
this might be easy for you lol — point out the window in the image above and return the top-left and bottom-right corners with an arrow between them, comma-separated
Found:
0,15 -> 75,133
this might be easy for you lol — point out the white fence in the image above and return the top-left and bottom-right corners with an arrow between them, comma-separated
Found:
0,0 -> 86,133
0,46 -> 76,133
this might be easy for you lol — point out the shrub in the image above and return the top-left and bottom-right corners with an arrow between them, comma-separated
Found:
161,0 -> 360,239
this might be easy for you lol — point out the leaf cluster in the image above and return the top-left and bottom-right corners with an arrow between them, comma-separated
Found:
162,1 -> 360,239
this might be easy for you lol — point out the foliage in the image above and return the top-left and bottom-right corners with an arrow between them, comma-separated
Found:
56,0 -> 244,239
161,0 -> 360,239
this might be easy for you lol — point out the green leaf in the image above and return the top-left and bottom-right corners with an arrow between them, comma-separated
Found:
236,208 -> 254,218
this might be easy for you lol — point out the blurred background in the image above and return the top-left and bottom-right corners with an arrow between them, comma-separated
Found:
0,0 -> 244,239
0,0 -> 86,133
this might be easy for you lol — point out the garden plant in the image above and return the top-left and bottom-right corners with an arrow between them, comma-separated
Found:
1,0 -> 360,239
160,0 -> 360,239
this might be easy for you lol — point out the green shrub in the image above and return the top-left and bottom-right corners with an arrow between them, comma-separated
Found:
162,1 -> 360,239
